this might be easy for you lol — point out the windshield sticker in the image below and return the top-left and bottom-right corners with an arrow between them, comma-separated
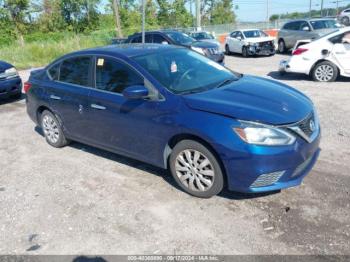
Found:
97,58 -> 105,67
171,61 -> 178,73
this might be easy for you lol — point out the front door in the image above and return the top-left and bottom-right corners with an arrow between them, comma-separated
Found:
85,56 -> 169,165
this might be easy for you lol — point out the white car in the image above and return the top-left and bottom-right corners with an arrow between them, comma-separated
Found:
225,29 -> 276,57
279,27 -> 350,82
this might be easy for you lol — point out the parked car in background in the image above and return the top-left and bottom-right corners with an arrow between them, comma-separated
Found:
0,61 -> 22,99
337,8 -> 350,26
277,18 -> 341,53
225,29 -> 275,57
279,28 -> 350,82
126,30 -> 225,64
189,31 -> 221,47
25,44 -> 320,198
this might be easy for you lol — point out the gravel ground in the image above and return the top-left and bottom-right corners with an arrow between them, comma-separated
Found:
0,54 -> 349,255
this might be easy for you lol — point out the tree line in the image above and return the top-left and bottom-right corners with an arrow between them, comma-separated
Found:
0,0 -> 236,46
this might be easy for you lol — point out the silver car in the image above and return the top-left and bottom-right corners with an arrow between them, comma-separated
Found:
277,18 -> 340,53
337,8 -> 350,26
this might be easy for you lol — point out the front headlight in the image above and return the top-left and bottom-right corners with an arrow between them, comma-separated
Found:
234,121 -> 296,146
191,46 -> 205,55
4,67 -> 18,79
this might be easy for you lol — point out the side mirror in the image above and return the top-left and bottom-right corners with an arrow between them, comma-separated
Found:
122,85 -> 149,100
161,41 -> 169,45
237,36 -> 242,41
302,26 -> 310,31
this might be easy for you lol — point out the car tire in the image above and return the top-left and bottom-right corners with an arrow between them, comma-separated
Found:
242,46 -> 249,57
278,39 -> 286,53
311,61 -> 338,82
169,140 -> 224,198
225,44 -> 231,55
341,16 -> 350,26
40,110 -> 69,148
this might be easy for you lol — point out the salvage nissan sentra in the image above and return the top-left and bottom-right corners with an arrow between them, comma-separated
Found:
25,44 -> 321,198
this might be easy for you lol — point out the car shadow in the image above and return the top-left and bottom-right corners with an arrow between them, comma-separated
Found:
0,93 -> 25,105
34,126 -> 281,200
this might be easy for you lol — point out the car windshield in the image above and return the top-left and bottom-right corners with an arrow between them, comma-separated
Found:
165,32 -> 194,45
243,30 -> 267,38
191,32 -> 215,40
310,20 -> 339,30
133,48 -> 240,94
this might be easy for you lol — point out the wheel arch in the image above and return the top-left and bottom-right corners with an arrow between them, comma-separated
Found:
164,133 -> 228,187
309,59 -> 340,76
36,105 -> 64,127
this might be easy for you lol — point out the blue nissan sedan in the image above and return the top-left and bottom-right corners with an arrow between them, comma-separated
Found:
0,60 -> 22,99
25,44 -> 320,198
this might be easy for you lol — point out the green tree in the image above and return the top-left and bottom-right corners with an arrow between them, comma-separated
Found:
210,0 -> 235,25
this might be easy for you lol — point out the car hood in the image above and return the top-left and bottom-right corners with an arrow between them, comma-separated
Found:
314,28 -> 338,36
245,36 -> 275,43
183,75 -> 313,125
0,60 -> 13,72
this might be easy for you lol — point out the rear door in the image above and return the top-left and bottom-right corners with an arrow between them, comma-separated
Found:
331,31 -> 350,71
45,56 -> 93,140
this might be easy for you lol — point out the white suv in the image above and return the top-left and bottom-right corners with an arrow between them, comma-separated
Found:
338,8 -> 350,26
279,28 -> 350,82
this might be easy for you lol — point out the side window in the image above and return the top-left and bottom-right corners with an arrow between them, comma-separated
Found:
292,22 -> 302,30
153,34 -> 168,44
95,57 -> 144,94
283,22 -> 292,30
145,34 -> 153,43
230,32 -> 237,38
131,35 -> 142,43
237,32 -> 244,38
299,21 -> 310,31
59,57 -> 91,86
48,63 -> 60,80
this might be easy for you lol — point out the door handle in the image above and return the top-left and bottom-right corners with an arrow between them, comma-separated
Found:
50,95 -> 61,100
335,52 -> 346,55
91,104 -> 106,110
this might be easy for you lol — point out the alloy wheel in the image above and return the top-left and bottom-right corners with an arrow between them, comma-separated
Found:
175,149 -> 215,192
314,64 -> 334,82
42,114 -> 60,144
278,41 -> 285,53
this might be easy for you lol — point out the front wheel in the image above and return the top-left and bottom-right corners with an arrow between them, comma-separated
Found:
242,46 -> 249,57
41,110 -> 69,148
311,61 -> 338,82
278,40 -> 286,53
169,140 -> 224,198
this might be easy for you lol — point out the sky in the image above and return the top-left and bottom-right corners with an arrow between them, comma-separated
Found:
233,0 -> 350,22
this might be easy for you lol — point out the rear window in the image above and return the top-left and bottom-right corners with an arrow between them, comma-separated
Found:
48,63 -> 60,80
283,21 -> 302,30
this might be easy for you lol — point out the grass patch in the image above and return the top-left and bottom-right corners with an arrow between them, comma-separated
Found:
0,30 -> 114,69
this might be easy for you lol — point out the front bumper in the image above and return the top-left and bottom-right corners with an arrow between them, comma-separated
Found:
248,45 -> 275,56
206,52 -> 225,64
222,133 -> 321,193
0,77 -> 22,99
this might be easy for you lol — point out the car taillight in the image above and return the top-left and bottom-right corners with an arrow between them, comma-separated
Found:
292,48 -> 308,56
23,82 -> 32,93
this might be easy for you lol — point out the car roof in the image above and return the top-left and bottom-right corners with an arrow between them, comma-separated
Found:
128,30 -> 182,37
286,18 -> 336,23
66,44 -> 182,58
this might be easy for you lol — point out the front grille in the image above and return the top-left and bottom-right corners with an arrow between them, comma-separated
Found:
206,47 -> 219,55
291,156 -> 313,178
298,113 -> 314,137
258,41 -> 273,48
250,171 -> 285,188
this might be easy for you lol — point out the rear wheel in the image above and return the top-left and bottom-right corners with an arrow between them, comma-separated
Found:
278,39 -> 286,53
41,110 -> 69,148
169,140 -> 224,198
311,61 -> 338,82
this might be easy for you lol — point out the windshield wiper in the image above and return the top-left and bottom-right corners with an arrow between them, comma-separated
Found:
215,77 -> 236,89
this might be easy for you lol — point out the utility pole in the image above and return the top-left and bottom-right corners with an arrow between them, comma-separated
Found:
336,0 -> 339,15
266,0 -> 269,23
320,0 -> 324,17
309,0 -> 312,18
196,0 -> 201,31
142,0 -> 145,43
112,0 -> 123,38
